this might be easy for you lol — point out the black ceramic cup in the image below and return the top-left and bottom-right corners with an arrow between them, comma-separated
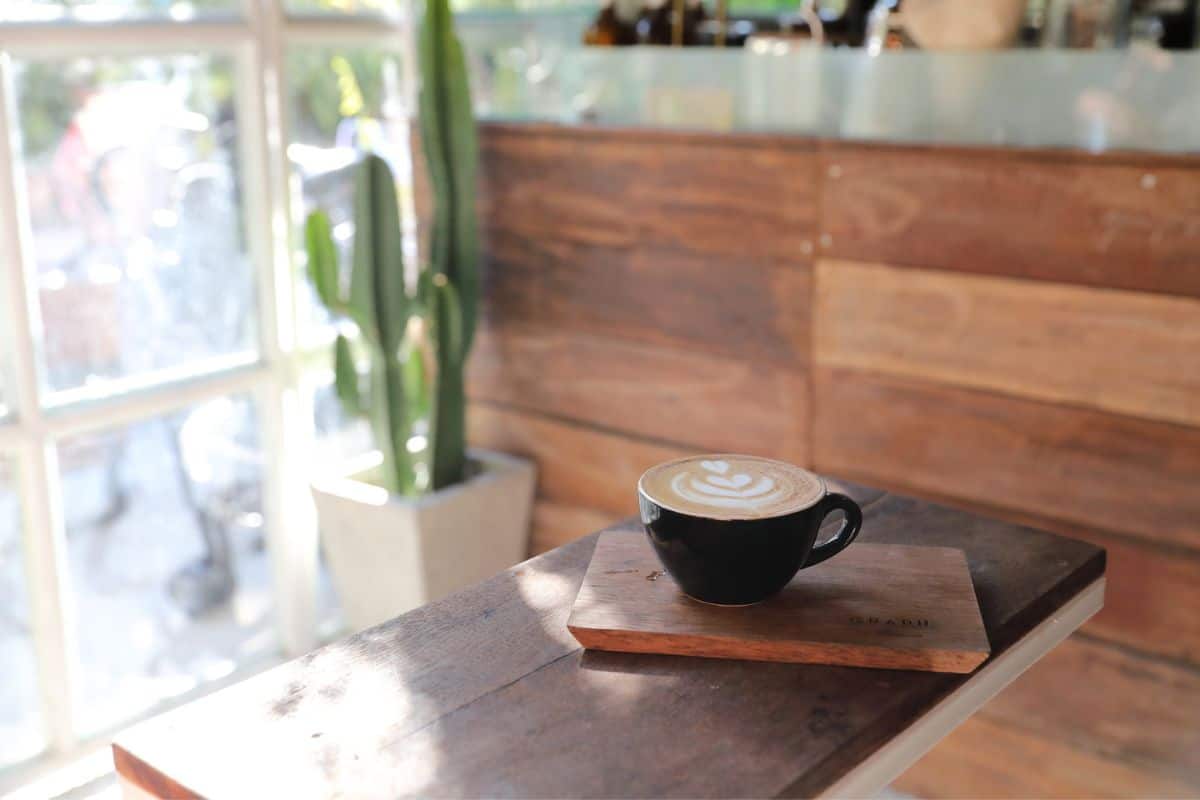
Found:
637,455 -> 863,606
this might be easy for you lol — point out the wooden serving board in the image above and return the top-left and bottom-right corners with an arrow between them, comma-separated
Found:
567,531 -> 991,673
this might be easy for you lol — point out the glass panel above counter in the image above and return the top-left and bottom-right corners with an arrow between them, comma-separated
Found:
456,7 -> 1200,155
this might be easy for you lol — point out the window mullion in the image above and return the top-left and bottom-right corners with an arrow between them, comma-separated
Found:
14,441 -> 76,755
240,0 -> 320,657
0,53 -> 79,754
43,362 -> 271,441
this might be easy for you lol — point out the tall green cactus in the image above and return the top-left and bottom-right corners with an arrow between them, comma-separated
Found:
419,0 -> 479,490
306,155 -> 419,495
304,0 -> 478,495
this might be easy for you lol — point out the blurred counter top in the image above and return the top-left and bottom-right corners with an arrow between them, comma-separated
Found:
460,29 -> 1200,155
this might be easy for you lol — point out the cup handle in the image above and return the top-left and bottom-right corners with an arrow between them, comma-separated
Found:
803,492 -> 863,568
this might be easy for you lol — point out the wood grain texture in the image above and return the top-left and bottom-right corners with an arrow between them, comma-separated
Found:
468,324 -> 809,461
113,492 -> 1104,800
978,636 -> 1200,784
477,131 -> 816,367
468,401 -> 689,516
480,126 -> 816,364
114,535 -> 595,800
111,746 -> 202,800
820,145 -> 1200,298
569,534 -> 989,672
1083,536 -> 1200,664
815,259 -> 1200,427
481,125 -> 817,263
813,367 -> 1200,551
892,714 -> 1197,799
483,231 -> 813,365
897,632 -> 1200,797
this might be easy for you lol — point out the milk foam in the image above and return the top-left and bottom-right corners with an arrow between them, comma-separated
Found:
640,455 -> 825,520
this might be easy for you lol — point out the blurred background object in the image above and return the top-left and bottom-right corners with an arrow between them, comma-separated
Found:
902,0 -> 1028,49
575,0 -> 1200,48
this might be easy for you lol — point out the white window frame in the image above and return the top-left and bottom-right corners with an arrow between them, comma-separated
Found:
0,0 -> 414,771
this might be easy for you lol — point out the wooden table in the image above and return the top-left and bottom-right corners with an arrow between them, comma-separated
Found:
113,485 -> 1105,799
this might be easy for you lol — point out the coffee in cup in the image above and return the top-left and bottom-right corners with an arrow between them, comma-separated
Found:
638,455 -> 863,605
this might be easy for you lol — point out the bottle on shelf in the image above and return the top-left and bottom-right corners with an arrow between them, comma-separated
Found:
583,0 -> 643,45
641,0 -> 709,45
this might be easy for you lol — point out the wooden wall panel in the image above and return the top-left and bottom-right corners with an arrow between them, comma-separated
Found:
483,230 -> 812,365
978,637 -> 1200,781
468,402 -> 685,555
821,145 -> 1200,298
468,402 -> 687,517
463,125 -> 1200,800
812,367 -> 1200,550
462,125 -> 1200,800
1084,535 -> 1200,664
482,126 -> 817,261
529,502 -> 619,556
479,126 -> 816,364
893,715 -> 1196,799
815,259 -> 1200,427
469,325 -> 809,462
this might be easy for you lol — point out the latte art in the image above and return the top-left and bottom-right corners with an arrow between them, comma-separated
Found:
640,455 -> 825,520
670,465 -> 785,510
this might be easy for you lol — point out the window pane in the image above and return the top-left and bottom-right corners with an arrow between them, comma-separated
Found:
308,374 -> 370,638
13,55 -> 258,400
61,396 -> 276,735
0,0 -> 236,23
311,376 -> 372,464
0,461 -> 44,768
285,46 -> 409,344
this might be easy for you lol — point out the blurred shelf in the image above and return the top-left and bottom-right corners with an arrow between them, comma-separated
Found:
460,35 -> 1200,155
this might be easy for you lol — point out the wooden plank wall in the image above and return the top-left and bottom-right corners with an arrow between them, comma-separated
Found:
464,123 -> 1200,797
466,126 -> 817,551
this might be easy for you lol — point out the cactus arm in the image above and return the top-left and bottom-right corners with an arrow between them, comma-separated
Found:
418,18 -> 452,284
333,334 -> 364,418
363,155 -> 409,356
345,155 -> 415,495
367,349 -> 411,495
418,0 -> 479,351
433,276 -> 464,366
400,326 -> 432,492
347,165 -> 379,343
305,211 -> 343,314
304,152 -> 417,494
429,358 -> 466,490
348,154 -> 407,347
445,37 -> 479,354
429,284 -> 466,490
419,0 -> 478,490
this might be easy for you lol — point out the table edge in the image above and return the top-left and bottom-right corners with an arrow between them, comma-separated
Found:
812,576 -> 1107,799
112,741 -> 204,800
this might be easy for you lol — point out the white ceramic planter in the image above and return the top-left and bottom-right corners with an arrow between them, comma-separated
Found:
312,448 -> 536,631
